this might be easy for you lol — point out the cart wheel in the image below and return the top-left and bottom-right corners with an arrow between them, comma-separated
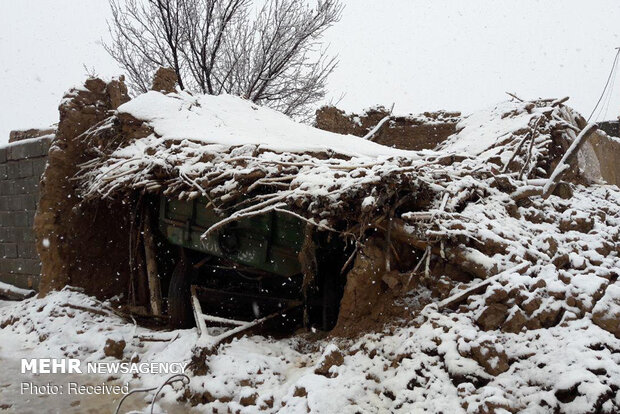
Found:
168,253 -> 193,329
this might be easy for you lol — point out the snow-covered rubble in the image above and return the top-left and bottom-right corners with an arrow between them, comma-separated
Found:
2,255 -> 619,413
4,176 -> 620,412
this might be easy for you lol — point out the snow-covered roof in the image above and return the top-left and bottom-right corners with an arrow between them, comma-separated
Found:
117,91 -> 416,158
77,95 -> 606,230
440,101 -> 537,156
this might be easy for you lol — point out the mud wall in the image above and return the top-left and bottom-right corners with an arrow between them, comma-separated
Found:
0,134 -> 53,289
35,78 -> 133,298
315,106 -> 461,151
590,130 -> 620,186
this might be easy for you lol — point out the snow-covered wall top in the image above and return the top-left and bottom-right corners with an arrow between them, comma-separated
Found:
117,91 -> 417,158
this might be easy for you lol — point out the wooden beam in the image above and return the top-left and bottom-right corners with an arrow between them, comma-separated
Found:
143,208 -> 163,316
437,262 -> 529,310
389,219 -> 497,280
0,283 -> 35,300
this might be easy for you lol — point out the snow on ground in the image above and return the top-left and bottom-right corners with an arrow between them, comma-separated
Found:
2,242 -> 619,414
6,179 -> 618,412
0,289 -> 197,413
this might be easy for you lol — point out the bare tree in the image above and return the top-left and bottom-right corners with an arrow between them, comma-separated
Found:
105,0 -> 343,119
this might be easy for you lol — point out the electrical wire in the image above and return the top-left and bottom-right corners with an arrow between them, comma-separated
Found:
587,47 -> 620,122
601,58 -> 618,121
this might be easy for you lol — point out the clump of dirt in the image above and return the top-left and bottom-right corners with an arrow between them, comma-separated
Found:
103,338 -> 126,359
591,285 -> 620,339
151,67 -> 178,93
239,392 -> 258,406
314,346 -> 344,377
477,303 -> 510,331
467,340 -> 510,376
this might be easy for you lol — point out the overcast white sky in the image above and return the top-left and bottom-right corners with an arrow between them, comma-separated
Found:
2,0 -> 620,143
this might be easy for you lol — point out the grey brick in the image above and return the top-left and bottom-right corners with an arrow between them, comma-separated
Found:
18,242 -> 38,259
2,228 -> 20,243
2,243 -> 17,258
22,259 -> 41,275
40,136 -> 53,148
18,160 -> 33,178
5,197 -> 15,211
0,211 -> 12,226
32,158 -> 48,179
0,272 -> 24,288
13,177 -> 32,195
25,194 -> 37,210
10,258 -> 25,273
7,138 -> 53,161
0,147 -> 6,163
7,144 -> 25,161
6,162 -> 19,179
0,259 -> 18,274
28,176 -> 41,192
29,139 -> 53,158
26,210 -> 36,227
0,196 -> 9,210
0,165 -> 7,179
13,211 -> 28,227
14,179 -> 30,194
8,196 -> 21,211
5,228 -> 26,243
0,181 -> 13,195
10,194 -> 36,211
1,258 -> 39,278
20,228 -> 35,243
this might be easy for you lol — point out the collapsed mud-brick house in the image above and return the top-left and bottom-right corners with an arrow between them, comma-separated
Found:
9,70 -> 619,411
35,72 -> 619,328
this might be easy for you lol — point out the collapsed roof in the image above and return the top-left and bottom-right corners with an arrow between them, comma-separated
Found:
76,90 -> 610,235
27,77 -> 620,412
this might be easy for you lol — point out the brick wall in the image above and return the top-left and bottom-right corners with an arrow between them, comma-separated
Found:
0,135 -> 52,290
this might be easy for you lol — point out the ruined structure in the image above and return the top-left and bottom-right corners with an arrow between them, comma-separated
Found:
34,77 -> 132,297
315,105 -> 460,151
3,72 -> 618,412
